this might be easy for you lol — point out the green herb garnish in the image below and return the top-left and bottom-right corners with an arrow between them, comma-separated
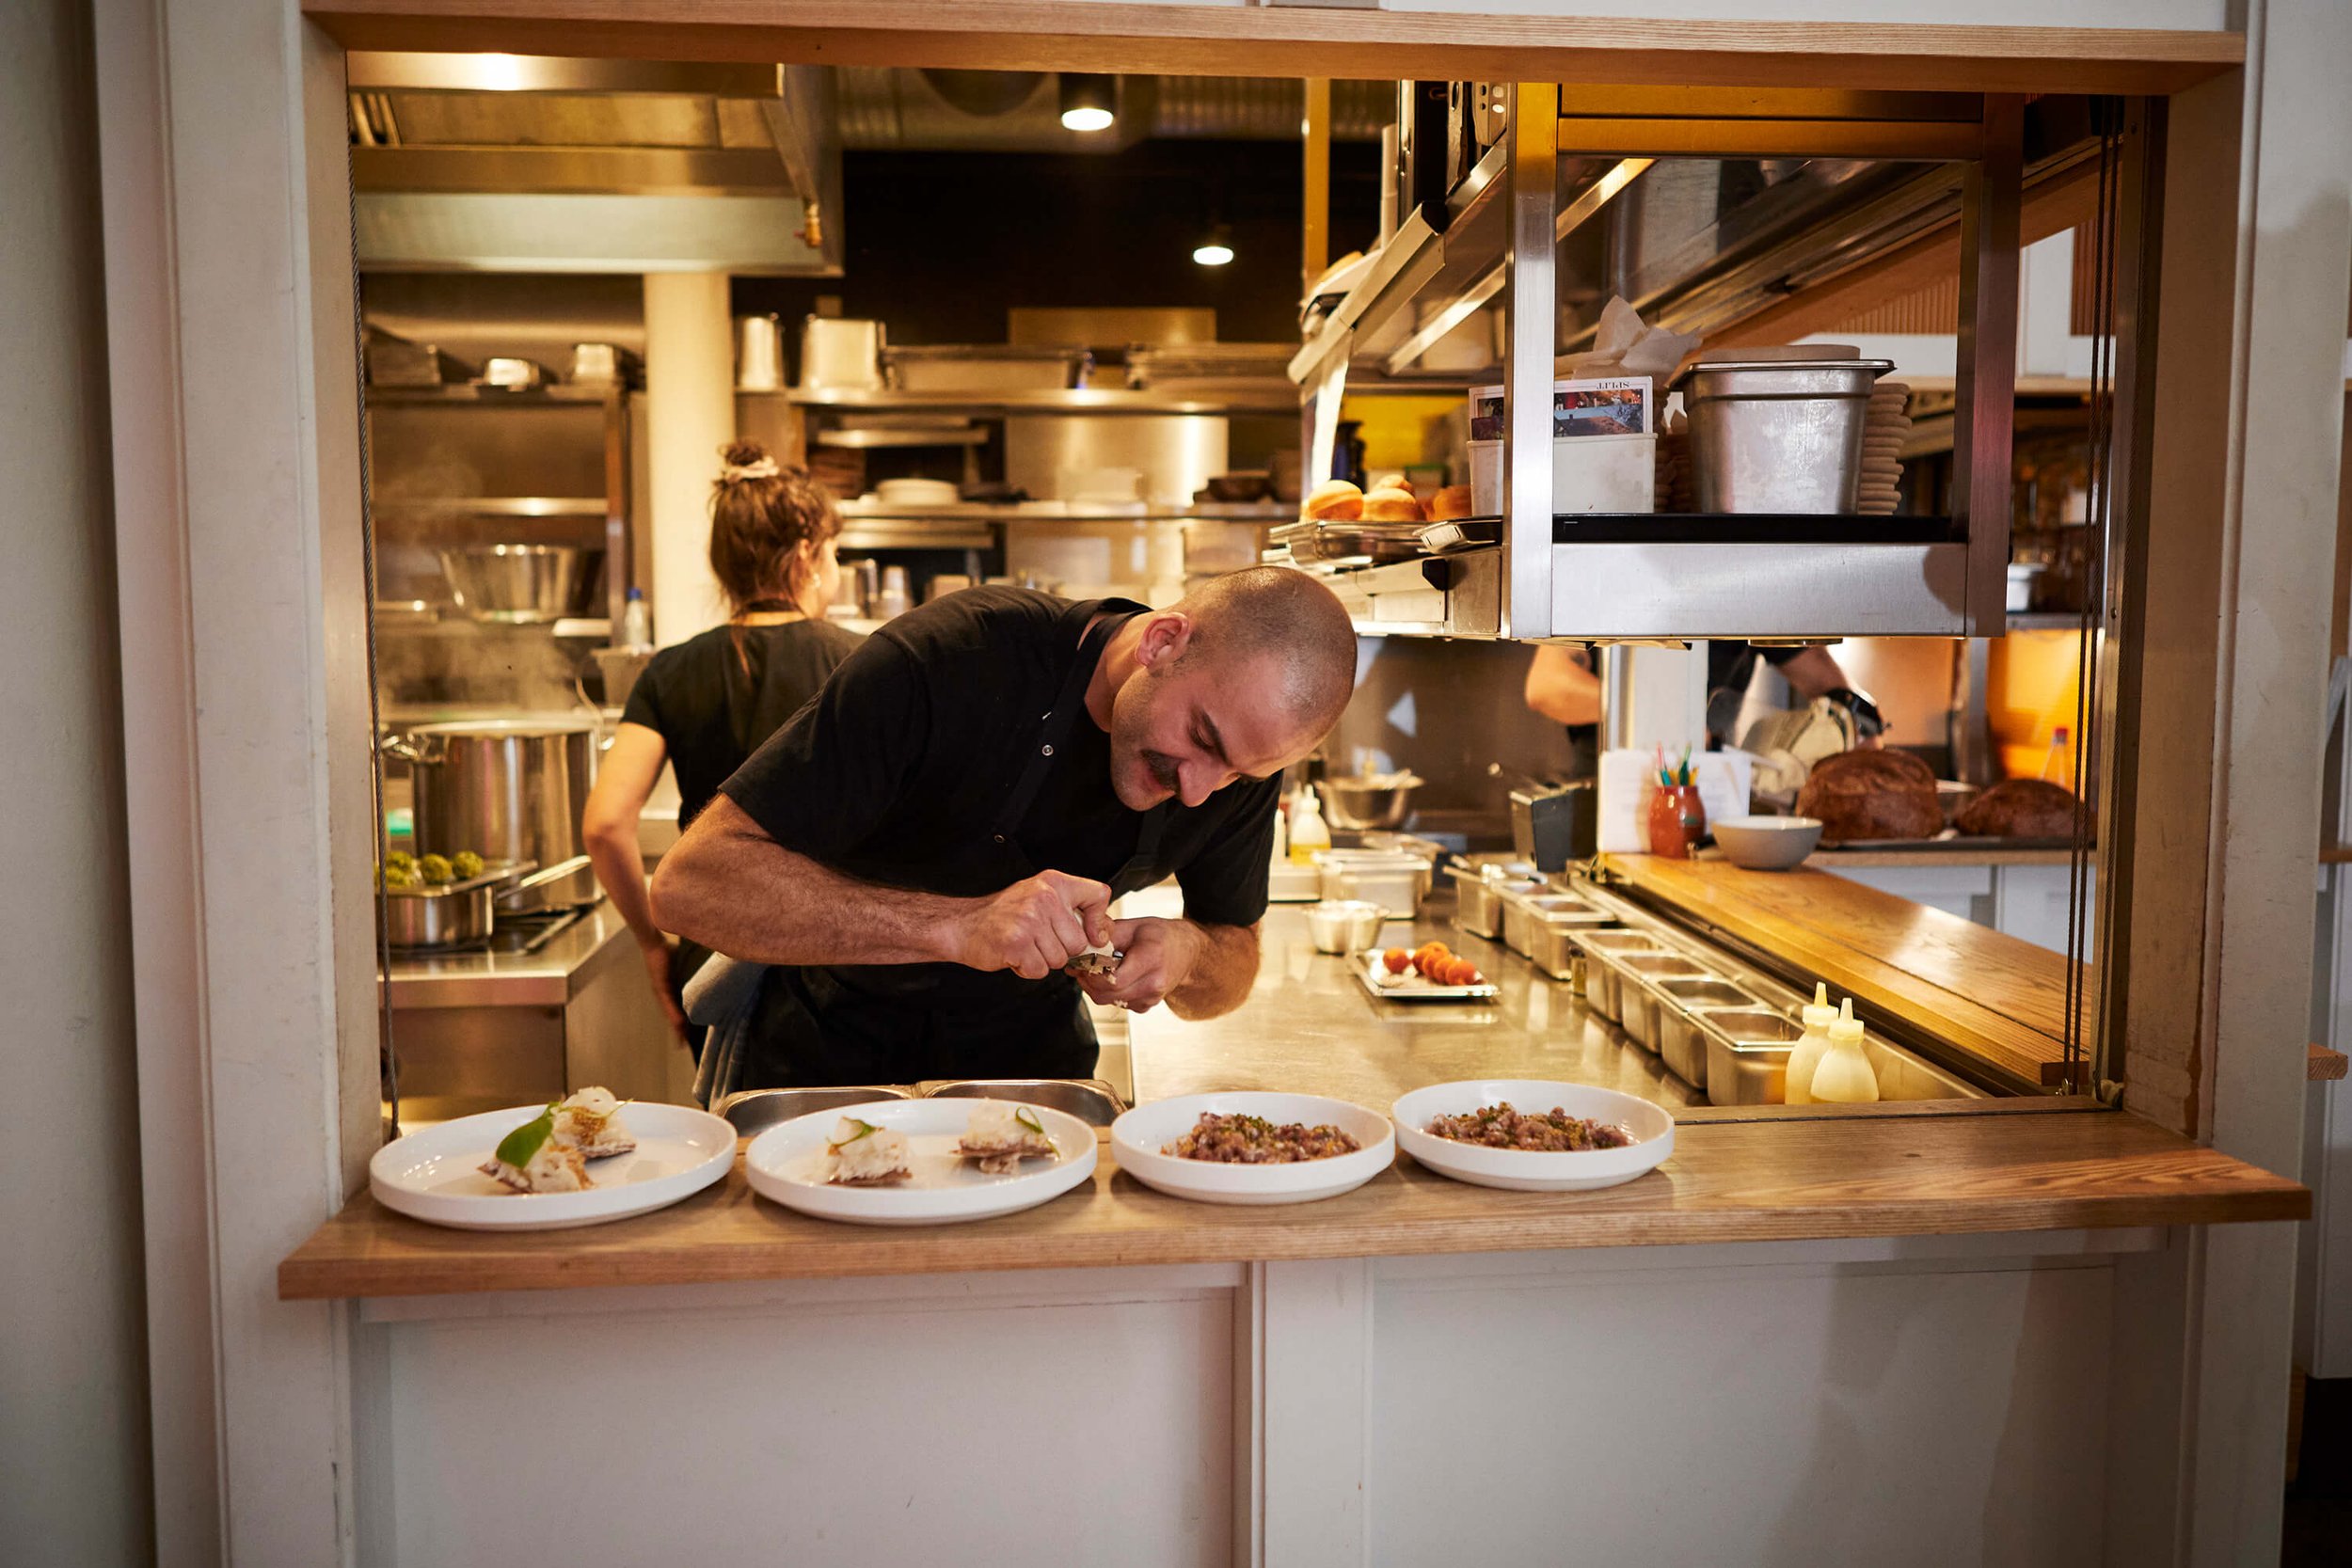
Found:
828,1117 -> 879,1153
494,1106 -> 558,1169
1015,1107 -> 1046,1137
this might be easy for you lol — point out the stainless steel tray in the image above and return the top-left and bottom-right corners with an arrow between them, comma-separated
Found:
381,857 -> 535,950
717,1085 -> 914,1133
1614,954 -> 1714,1052
1570,930 -> 1674,1022
1355,952 -> 1497,1004
918,1078 -> 1126,1126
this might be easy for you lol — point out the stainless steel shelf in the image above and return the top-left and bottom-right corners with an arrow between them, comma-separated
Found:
837,500 -> 1287,524
769,387 -> 1297,417
837,520 -> 993,551
371,497 -> 608,518
365,385 -> 620,406
815,426 -> 989,449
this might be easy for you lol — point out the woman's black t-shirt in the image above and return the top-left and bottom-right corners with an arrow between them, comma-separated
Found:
620,618 -> 865,828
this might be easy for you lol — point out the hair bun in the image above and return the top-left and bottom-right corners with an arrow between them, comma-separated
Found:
721,440 -> 769,468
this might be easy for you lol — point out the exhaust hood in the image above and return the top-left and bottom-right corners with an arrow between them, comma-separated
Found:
347,54 -> 841,275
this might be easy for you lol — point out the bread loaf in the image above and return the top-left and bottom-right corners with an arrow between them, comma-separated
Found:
1427,484 -> 1474,521
1303,480 -> 1362,521
1956,778 -> 2081,839
1795,749 -> 1943,843
1360,488 -> 1425,523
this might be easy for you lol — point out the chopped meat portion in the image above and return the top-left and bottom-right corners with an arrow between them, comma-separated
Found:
1425,1101 -> 1632,1151
1165,1112 -> 1361,1164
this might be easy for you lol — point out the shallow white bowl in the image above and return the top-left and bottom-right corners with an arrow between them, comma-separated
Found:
1713,814 -> 1824,871
370,1101 -> 737,1231
1111,1092 -> 1394,1205
744,1099 -> 1097,1227
1391,1080 -> 1675,1193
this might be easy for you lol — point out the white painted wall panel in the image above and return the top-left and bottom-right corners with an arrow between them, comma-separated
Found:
1369,1259 -> 2111,1565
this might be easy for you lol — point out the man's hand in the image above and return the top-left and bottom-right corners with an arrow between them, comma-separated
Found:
1072,916 -> 1206,1014
955,869 -> 1114,979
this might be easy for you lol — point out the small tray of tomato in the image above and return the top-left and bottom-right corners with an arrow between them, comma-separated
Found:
1356,941 -> 1499,1002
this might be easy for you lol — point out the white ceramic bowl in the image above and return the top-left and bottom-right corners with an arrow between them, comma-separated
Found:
1391,1080 -> 1675,1193
1111,1092 -> 1394,1205
1712,814 -> 1823,871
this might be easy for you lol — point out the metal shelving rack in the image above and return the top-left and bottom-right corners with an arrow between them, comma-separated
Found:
1289,84 -> 2024,642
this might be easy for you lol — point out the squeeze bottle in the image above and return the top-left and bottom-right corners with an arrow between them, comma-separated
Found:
1782,982 -> 1838,1105
1807,999 -> 1882,1104
1289,786 -> 1330,866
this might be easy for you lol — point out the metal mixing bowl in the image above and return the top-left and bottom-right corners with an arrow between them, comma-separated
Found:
438,543 -> 592,623
1318,773 -> 1422,831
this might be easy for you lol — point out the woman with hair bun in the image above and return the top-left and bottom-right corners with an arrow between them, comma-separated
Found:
581,441 -> 863,1044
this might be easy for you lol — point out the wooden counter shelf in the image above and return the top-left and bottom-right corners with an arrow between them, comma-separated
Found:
279,1105 -> 2302,1302
1604,852 -> 2082,1089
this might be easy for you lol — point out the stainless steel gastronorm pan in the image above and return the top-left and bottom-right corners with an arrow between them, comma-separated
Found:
1570,930 -> 1672,1022
717,1085 -> 914,1133
920,1078 -> 1127,1126
1614,954 -> 1713,1051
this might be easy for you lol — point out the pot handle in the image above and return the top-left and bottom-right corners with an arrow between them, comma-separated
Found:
377,731 -> 440,766
571,665 -> 618,753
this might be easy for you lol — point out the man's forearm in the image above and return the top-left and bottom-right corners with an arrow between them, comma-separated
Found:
650,800 -> 972,967
1166,920 -> 1259,1020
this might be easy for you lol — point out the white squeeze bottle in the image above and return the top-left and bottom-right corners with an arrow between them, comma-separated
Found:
1289,785 -> 1330,865
1782,983 -> 1839,1105
1808,999 -> 1882,1104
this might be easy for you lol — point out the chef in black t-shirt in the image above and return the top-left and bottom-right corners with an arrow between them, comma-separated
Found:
650,566 -> 1359,1086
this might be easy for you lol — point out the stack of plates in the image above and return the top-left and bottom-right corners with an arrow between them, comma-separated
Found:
1857,380 -> 1910,515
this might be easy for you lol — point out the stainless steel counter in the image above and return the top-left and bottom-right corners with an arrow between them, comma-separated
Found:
386,900 -> 637,1009
1127,895 -> 1706,1114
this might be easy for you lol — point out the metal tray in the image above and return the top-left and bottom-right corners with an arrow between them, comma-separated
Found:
1356,952 -> 1498,1004
1501,893 -> 1606,957
1614,954 -> 1713,1052
919,1078 -> 1127,1126
1527,910 -> 1620,983
716,1085 -> 914,1133
1570,930 -> 1673,1022
381,857 -> 535,950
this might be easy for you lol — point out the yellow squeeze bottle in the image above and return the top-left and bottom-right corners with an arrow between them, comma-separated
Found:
1289,786 -> 1330,865
1782,982 -> 1838,1105
1808,999 -> 1881,1104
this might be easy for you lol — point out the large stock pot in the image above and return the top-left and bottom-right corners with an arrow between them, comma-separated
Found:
385,719 -> 601,911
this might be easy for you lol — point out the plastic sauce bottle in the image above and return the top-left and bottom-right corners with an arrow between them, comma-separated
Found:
1808,999 -> 1882,1104
1289,786 -> 1330,866
620,586 -> 652,649
1782,982 -> 1839,1105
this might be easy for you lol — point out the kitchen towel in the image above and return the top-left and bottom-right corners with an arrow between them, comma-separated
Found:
684,954 -> 768,1108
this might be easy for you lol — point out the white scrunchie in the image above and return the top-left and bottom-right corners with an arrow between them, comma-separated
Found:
721,455 -> 780,483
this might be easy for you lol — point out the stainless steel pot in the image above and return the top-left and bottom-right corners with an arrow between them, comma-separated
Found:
1319,773 -> 1422,831
1678,358 -> 1892,514
387,720 -> 601,911
382,880 -> 497,950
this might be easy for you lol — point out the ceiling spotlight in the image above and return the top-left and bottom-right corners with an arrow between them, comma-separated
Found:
1058,73 -> 1117,133
1192,225 -> 1235,267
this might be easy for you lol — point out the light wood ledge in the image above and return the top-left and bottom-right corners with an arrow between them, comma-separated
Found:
302,2 -> 2242,97
1605,854 -> 2080,1089
279,1107 -> 2302,1302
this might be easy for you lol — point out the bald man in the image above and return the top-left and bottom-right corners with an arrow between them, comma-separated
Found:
653,569 -> 1358,1087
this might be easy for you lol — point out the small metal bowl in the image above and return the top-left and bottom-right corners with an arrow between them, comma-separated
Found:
1304,899 -> 1389,955
1319,773 -> 1422,831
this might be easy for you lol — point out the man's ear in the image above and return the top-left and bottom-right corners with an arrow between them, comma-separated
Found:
1136,611 -> 1195,668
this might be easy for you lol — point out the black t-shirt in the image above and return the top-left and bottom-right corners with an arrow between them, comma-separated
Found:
721,585 -> 1279,946
620,618 -> 865,828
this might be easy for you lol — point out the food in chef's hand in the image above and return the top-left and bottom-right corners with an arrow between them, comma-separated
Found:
826,1117 -> 912,1186
956,1100 -> 1058,1174
1066,942 -> 1120,977
552,1085 -> 636,1159
1425,1101 -> 1633,1152
1165,1112 -> 1362,1164
451,849 -> 485,879
479,1106 -> 594,1193
1382,948 -> 1412,975
418,853 -> 455,885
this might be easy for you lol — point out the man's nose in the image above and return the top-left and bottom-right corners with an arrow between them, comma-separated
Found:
1180,761 -> 1220,808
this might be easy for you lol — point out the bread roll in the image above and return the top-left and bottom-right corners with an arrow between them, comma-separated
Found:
1795,749 -> 1943,843
1956,778 -> 2081,839
1360,489 -> 1425,523
1303,480 -> 1363,521
1427,484 -> 1474,521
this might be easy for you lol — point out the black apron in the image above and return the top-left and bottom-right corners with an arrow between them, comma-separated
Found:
741,608 -> 1168,1087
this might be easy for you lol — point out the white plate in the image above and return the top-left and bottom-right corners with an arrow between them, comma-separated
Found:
369,1102 -> 737,1231
1111,1092 -> 1394,1205
744,1100 -> 1096,1227
1391,1080 -> 1675,1193
1354,950 -> 1498,1002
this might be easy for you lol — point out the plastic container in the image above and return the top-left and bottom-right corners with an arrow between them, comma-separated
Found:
1288,787 -> 1330,866
1807,999 -> 1882,1103
1782,983 -> 1839,1106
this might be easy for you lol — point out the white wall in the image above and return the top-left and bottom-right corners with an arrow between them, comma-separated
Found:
0,0 -> 153,1559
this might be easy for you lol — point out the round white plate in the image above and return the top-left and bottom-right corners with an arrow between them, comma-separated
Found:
1391,1080 -> 1675,1193
370,1101 -> 737,1231
744,1099 -> 1096,1227
1111,1092 -> 1393,1206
